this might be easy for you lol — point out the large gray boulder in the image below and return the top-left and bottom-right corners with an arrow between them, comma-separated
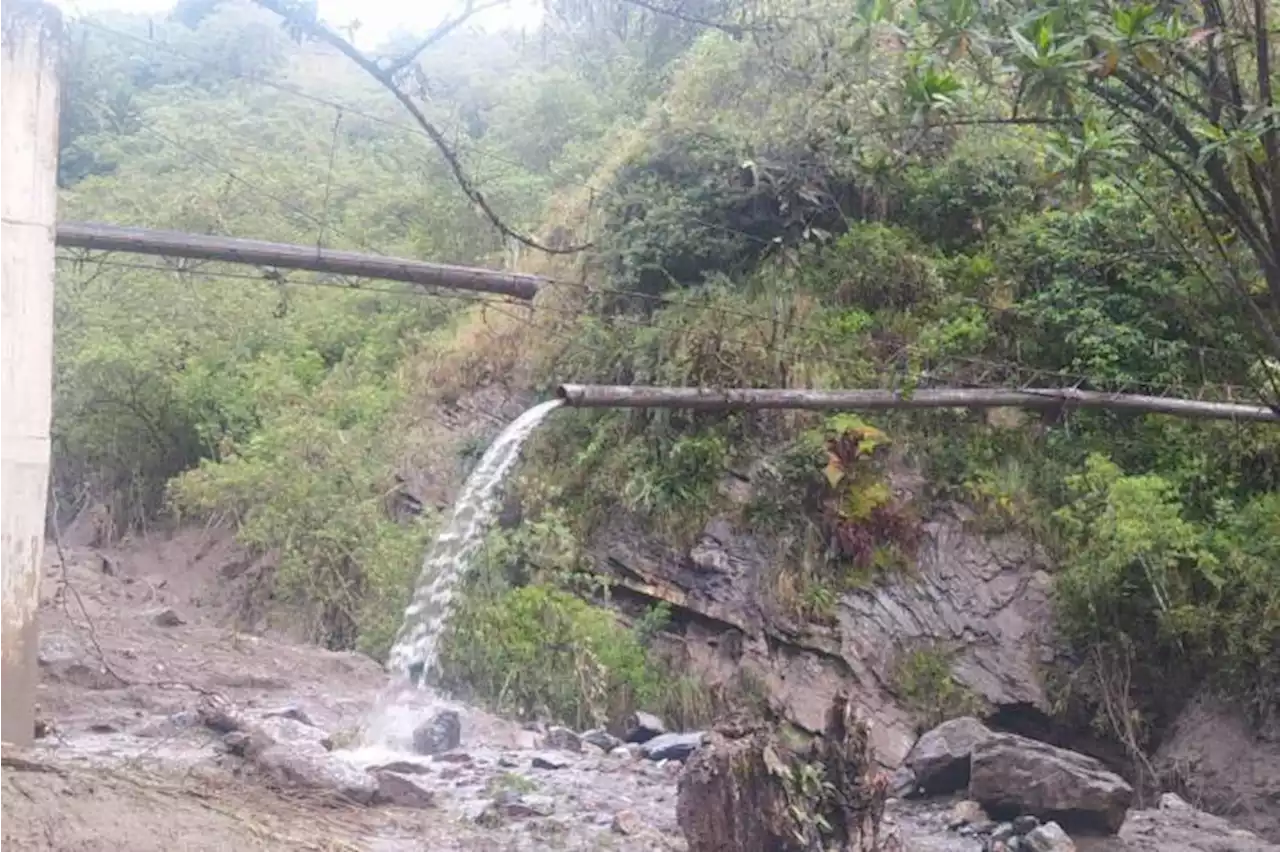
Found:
969,733 -> 1134,834
904,717 -> 993,795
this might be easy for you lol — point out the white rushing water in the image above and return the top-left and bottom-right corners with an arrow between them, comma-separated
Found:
384,398 -> 564,685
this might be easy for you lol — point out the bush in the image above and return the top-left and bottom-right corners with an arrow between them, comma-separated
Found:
437,582 -> 688,729
1053,454 -> 1280,732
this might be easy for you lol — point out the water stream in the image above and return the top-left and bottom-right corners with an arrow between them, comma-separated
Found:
384,398 -> 564,685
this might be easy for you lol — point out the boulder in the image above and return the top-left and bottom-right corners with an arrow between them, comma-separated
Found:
904,717 -> 993,795
641,732 -> 707,762
969,734 -> 1133,834
623,711 -> 667,744
532,753 -> 571,770
412,709 -> 461,756
253,744 -> 377,803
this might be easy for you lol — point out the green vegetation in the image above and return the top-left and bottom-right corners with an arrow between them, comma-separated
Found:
53,0 -> 1279,767
891,645 -> 988,732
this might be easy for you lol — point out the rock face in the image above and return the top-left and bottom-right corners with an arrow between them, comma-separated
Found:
905,717 -> 993,794
1153,692 -> 1280,842
591,508 -> 1053,768
969,733 -> 1133,834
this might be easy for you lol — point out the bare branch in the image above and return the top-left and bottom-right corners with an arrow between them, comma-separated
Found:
379,0 -> 508,80
253,0 -> 591,256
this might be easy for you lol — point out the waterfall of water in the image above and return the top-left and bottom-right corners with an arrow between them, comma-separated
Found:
385,398 -> 564,685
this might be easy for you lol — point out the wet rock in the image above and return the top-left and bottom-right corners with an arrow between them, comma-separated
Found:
149,607 -> 186,627
1023,822 -> 1074,852
263,705 -> 314,727
373,771 -> 436,809
612,809 -> 645,836
905,717 -> 993,795
623,711 -> 667,744
582,728 -> 622,753
532,753 -> 571,770
641,731 -> 707,762
969,734 -> 1133,834
432,751 -> 472,764
543,726 -> 583,752
412,709 -> 461,756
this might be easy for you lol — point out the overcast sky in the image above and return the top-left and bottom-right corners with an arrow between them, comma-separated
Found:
50,0 -> 545,49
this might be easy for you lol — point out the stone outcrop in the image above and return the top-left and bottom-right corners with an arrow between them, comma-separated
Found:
1153,691 -> 1280,842
969,733 -> 1133,834
591,506 -> 1053,768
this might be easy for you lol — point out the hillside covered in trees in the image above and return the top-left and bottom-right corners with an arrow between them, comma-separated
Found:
52,0 -> 1279,825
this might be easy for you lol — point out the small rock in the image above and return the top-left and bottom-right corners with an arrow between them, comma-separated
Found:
640,731 -> 706,762
991,823 -> 1016,843
150,607 -> 186,627
612,809 -> 645,836
583,729 -> 623,752
264,705 -> 314,727
87,723 -> 119,734
373,772 -> 436,809
543,726 -> 583,752
532,753 -> 571,770
1158,792 -> 1192,811
136,710 -> 199,739
412,709 -> 461,756
221,731 -> 253,755
499,754 -> 521,768
609,745 -> 633,759
432,751 -> 472,764
1023,822 -> 1075,852
949,800 -> 987,829
1013,815 -> 1041,835
623,711 -> 667,744
497,791 -> 555,818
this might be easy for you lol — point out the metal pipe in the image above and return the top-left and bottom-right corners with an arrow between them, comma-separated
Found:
56,221 -> 544,300
554,384 -> 1280,423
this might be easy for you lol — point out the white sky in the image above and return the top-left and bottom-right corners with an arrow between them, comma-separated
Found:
50,0 -> 545,50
